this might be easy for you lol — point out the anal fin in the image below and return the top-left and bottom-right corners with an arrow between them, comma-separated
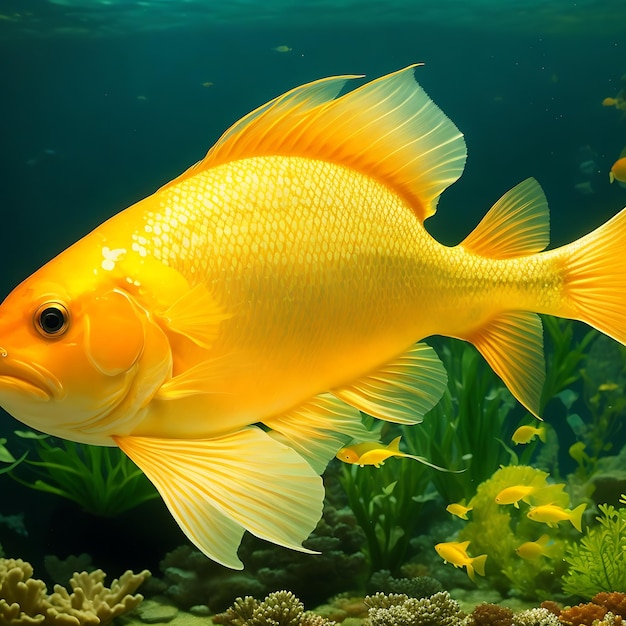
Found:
464,311 -> 545,417
115,427 -> 324,569
331,342 -> 447,424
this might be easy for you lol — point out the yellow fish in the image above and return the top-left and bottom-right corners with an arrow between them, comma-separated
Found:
336,435 -> 446,469
515,534 -> 557,560
610,156 -> 626,184
511,424 -> 546,444
0,66 -> 625,569
435,541 -> 487,582
495,485 -> 538,508
446,501 -> 473,520
527,503 -> 587,532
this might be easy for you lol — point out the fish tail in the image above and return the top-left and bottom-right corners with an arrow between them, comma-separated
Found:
472,553 -> 488,578
558,207 -> 626,346
569,503 -> 587,532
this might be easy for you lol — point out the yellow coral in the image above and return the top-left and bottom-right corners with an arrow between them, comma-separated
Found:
0,557 -> 149,625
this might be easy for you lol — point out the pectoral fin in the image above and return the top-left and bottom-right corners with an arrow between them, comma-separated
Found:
331,342 -> 447,423
161,283 -> 231,349
114,427 -> 324,569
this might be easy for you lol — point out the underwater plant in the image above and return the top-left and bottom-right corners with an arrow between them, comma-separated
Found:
540,316 -> 596,412
338,453 -> 436,574
562,496 -> 626,599
8,432 -> 158,517
399,338 -> 519,504
454,465 -> 575,599
570,333 -> 626,481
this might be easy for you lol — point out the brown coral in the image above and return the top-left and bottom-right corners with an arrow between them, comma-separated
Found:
539,601 -> 561,617
0,557 -> 149,625
593,593 -> 626,618
558,602 -> 607,626
466,604 -> 513,626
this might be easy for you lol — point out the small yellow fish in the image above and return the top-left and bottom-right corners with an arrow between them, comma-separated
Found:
336,436 -> 448,470
495,485 -> 537,508
446,501 -> 473,519
1,66 -> 626,570
272,45 -> 292,53
598,382 -> 619,391
515,534 -> 557,560
435,541 -> 487,582
527,503 -> 587,532
512,424 -> 546,444
201,81 -> 214,88
610,156 -> 626,184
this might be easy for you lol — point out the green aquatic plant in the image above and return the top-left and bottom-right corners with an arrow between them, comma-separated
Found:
540,316 -> 596,411
338,453 -> 436,574
570,334 -> 626,481
399,338 -> 518,504
562,496 -> 626,599
455,465 -> 573,599
8,432 -> 158,517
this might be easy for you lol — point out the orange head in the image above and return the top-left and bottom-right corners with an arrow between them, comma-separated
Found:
0,234 -> 172,445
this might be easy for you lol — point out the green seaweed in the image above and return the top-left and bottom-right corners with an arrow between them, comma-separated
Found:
562,496 -> 626,599
571,335 -> 626,480
399,339 -> 518,504
338,452 -> 436,574
8,432 -> 158,517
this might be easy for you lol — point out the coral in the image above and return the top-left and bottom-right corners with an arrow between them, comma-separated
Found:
364,590 -> 465,626
44,554 -> 94,586
0,557 -> 149,625
558,602 -> 608,626
158,544 -> 265,612
246,504 -> 368,606
465,603 -> 513,626
159,504 -> 367,612
562,502 -> 626,598
539,602 -> 561,617
213,590 -> 335,626
368,570 -> 443,598
593,593 -> 626,617
510,607 -> 560,626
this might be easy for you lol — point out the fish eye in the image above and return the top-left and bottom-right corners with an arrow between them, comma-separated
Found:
34,302 -> 70,337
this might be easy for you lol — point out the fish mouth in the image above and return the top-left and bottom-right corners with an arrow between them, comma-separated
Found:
0,358 -> 61,402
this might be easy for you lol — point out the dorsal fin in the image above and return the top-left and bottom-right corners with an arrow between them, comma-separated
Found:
461,178 -> 549,258
163,65 -> 467,221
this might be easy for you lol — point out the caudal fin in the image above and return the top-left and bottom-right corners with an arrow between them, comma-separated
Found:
561,207 -> 626,346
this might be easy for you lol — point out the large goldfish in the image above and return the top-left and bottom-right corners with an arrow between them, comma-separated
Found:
1,65 -> 625,569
